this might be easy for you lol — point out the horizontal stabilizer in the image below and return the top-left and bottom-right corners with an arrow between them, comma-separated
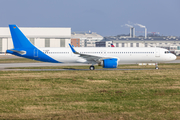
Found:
6,49 -> 26,55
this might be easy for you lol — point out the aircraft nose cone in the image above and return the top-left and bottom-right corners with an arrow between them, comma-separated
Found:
171,54 -> 177,60
174,55 -> 177,60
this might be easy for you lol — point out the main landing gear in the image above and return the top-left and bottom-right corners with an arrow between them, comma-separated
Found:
155,63 -> 159,69
89,65 -> 95,70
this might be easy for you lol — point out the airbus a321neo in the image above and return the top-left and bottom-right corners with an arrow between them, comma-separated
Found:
6,25 -> 176,70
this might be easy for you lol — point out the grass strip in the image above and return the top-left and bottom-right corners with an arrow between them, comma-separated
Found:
0,64 -> 180,119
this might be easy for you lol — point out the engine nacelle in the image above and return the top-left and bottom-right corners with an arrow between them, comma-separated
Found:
99,58 -> 118,68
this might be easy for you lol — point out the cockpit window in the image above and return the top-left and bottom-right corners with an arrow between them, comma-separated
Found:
165,51 -> 170,54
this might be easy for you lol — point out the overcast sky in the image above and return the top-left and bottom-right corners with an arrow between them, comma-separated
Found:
0,0 -> 180,36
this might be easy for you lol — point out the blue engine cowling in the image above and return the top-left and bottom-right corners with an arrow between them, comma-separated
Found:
103,58 -> 118,68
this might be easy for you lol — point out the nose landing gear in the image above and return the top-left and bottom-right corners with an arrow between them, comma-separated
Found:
155,63 -> 159,69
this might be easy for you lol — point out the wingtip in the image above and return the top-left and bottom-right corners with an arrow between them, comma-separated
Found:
69,43 -> 77,53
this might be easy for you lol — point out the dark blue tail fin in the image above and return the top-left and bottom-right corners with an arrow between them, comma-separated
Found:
9,25 -> 35,49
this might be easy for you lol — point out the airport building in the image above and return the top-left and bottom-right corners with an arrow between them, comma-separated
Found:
0,27 -> 71,54
71,38 -> 80,47
96,36 -> 180,48
96,25 -> 180,53
96,36 -> 180,53
71,31 -> 103,47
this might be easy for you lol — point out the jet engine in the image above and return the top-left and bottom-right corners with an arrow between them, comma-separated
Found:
99,58 -> 118,68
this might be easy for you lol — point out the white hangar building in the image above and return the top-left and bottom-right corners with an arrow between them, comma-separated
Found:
0,27 -> 71,54
71,31 -> 103,47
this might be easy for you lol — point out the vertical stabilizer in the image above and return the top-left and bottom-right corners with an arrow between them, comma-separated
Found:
7,25 -> 59,63
9,25 -> 35,49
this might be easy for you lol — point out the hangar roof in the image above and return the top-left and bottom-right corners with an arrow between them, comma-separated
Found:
71,32 -> 103,39
103,36 -> 180,41
0,27 -> 71,38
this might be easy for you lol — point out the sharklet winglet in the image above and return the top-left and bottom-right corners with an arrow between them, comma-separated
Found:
69,44 -> 79,54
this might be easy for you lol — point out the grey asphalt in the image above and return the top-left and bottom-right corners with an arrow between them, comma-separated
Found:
0,55 -> 180,71
0,60 -> 179,71
0,63 -> 86,70
0,62 -> 139,71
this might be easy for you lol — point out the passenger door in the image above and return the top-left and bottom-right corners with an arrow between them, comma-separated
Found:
155,49 -> 160,57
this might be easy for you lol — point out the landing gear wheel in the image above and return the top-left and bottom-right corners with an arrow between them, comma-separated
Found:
89,66 -> 95,70
155,67 -> 159,69
155,63 -> 159,69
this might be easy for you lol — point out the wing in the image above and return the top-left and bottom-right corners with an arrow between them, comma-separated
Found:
69,44 -> 117,63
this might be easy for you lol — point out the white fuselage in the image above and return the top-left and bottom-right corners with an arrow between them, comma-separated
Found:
38,47 -> 176,64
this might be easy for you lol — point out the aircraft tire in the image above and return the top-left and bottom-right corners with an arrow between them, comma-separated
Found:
89,66 -> 95,70
155,67 -> 159,69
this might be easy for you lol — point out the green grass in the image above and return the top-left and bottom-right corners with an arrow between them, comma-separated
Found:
0,64 -> 180,119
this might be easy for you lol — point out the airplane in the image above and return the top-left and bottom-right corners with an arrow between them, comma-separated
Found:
6,25 -> 176,70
